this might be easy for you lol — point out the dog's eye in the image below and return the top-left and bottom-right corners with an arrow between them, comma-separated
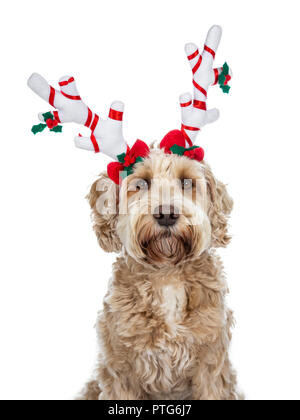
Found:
181,179 -> 193,190
136,179 -> 149,191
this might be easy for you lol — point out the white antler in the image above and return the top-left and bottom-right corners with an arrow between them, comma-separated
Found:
27,73 -> 127,160
180,25 -> 232,146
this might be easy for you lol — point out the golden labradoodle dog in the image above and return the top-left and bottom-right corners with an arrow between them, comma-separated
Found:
78,148 -> 242,400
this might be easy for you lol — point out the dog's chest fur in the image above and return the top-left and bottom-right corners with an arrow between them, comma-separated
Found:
141,279 -> 194,398
105,270 -> 197,398
156,281 -> 186,334
101,254 -> 227,399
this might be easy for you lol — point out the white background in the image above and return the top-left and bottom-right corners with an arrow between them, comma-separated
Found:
0,0 -> 299,401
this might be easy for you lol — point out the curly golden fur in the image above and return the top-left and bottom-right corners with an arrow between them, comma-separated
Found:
77,149 -> 242,400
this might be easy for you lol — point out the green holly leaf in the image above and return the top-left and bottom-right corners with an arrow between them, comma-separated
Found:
223,62 -> 229,76
31,123 -> 47,135
186,146 -> 199,152
120,166 -> 134,179
134,157 -> 144,164
221,85 -> 231,94
218,62 -> 231,94
50,125 -> 63,133
117,153 -> 126,164
218,74 -> 226,85
170,144 -> 185,156
42,112 -> 54,121
128,167 -> 134,175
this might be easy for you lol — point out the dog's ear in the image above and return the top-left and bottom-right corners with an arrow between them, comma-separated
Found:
87,173 -> 122,253
204,164 -> 233,248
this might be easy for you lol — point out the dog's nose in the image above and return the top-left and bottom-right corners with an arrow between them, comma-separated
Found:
153,205 -> 180,227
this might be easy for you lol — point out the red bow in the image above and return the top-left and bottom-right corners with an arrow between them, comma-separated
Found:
107,140 -> 150,185
160,130 -> 204,162
160,130 -> 186,154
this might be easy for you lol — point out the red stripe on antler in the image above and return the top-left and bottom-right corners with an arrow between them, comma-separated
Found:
204,45 -> 216,59
181,131 -> 193,147
61,91 -> 81,100
193,80 -> 207,97
180,100 -> 192,108
187,49 -> 199,60
182,124 -> 201,132
109,109 -> 123,121
49,87 -> 55,107
90,133 -> 100,153
192,55 -> 202,74
90,114 -> 99,132
181,124 -> 200,147
213,68 -> 219,85
85,108 -> 93,128
193,100 -> 207,110
59,77 -> 75,87
53,111 -> 61,123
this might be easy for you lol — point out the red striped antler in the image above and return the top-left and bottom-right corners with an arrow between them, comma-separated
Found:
179,25 -> 232,146
27,73 -> 127,160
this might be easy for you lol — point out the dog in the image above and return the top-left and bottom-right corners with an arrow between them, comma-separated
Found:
77,147 -> 242,400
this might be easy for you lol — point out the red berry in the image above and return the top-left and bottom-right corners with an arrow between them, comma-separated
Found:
46,118 -> 58,129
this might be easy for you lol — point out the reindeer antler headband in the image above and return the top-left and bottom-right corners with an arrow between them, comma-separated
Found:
28,25 -> 232,184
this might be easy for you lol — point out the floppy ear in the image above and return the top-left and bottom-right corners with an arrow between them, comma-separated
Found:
87,173 -> 122,253
204,164 -> 233,248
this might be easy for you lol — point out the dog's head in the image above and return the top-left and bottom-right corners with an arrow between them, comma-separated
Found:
88,148 -> 233,267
